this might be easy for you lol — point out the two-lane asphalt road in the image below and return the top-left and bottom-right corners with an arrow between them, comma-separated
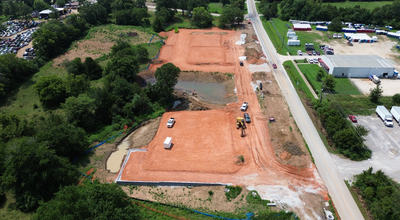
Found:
246,1 -> 364,219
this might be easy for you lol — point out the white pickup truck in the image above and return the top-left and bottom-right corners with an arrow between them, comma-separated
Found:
167,118 -> 175,128
241,102 -> 248,111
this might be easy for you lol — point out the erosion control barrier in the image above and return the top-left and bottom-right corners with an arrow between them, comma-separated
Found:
75,110 -> 165,182
131,198 -> 254,220
140,34 -> 165,70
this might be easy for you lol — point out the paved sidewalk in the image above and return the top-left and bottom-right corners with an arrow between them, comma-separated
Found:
285,52 -> 319,99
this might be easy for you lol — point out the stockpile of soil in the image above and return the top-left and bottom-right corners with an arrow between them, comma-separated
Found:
245,48 -> 259,64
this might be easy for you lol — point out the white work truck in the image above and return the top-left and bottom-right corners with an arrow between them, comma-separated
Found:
376,106 -> 393,127
167,118 -> 175,128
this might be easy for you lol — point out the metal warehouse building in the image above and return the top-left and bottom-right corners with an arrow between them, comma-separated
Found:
320,55 -> 395,78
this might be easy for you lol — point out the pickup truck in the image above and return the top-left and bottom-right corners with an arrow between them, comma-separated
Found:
241,102 -> 248,111
167,118 -> 175,128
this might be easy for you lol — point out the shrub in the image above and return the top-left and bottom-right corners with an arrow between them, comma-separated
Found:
174,27 -> 179,33
225,186 -> 242,201
208,190 -> 214,196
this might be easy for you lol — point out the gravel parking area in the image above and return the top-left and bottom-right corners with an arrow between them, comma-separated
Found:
331,115 -> 400,183
350,78 -> 400,96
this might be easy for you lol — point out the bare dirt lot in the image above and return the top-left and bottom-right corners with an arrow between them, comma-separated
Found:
52,25 -> 161,66
118,27 -> 328,219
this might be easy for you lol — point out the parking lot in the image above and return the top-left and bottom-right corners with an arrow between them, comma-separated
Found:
331,115 -> 400,183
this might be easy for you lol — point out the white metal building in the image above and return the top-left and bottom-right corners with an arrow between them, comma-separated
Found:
320,55 -> 395,78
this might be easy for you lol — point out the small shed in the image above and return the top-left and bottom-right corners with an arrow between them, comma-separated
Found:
316,26 -> 328,31
164,137 -> 172,149
293,23 -> 311,31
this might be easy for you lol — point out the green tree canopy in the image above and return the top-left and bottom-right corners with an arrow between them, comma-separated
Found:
79,2 -> 108,25
105,56 -> 139,82
65,74 -> 90,97
33,183 -> 139,220
36,123 -> 89,160
35,75 -> 67,108
62,93 -> 97,131
218,6 -> 244,28
322,74 -> 336,91
2,138 -> 76,211
187,0 -> 209,15
84,57 -> 103,80
152,16 -> 165,32
193,7 -> 213,28
369,84 -> 383,103
392,93 -> 400,104
33,0 -> 48,11
328,17 -> 343,32
148,63 -> 180,105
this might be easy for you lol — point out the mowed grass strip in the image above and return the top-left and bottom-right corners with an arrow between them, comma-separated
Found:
283,61 -> 315,100
322,1 -> 392,10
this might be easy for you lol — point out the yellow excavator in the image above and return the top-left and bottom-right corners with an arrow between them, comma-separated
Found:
236,117 -> 246,137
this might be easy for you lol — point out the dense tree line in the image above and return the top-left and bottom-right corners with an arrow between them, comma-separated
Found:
279,0 -> 400,28
354,168 -> 400,219
33,15 -> 88,59
0,38 -> 180,211
313,99 -> 371,160
0,54 -> 39,97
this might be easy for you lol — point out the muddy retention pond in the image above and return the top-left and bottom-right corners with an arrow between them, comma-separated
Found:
176,71 -> 237,104
137,71 -> 237,104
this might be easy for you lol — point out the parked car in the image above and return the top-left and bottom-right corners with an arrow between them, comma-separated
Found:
308,59 -> 314,64
297,50 -> 303,56
244,113 -> 251,123
307,51 -> 312,56
312,50 -> 316,55
349,115 -> 357,122
316,51 -> 320,55
273,63 -> 277,69
241,102 -> 248,111
313,58 -> 318,63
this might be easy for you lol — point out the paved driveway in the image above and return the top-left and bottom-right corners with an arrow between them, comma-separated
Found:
331,115 -> 400,183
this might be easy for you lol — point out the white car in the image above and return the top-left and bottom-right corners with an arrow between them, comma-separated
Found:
241,102 -> 248,111
313,58 -> 318,63
297,50 -> 303,56
308,59 -> 314,64
167,118 -> 175,128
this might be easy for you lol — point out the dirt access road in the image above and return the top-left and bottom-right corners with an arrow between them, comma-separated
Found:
118,28 -> 327,218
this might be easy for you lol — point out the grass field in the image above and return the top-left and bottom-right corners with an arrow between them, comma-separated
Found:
261,18 -> 351,55
298,64 -> 361,95
208,3 -> 224,14
0,193 -> 33,220
322,1 -> 392,10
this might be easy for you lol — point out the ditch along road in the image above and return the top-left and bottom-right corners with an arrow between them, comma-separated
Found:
246,0 -> 364,219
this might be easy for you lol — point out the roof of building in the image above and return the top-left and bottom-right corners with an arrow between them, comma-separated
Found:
322,55 -> 395,68
345,33 -> 371,40
293,23 -> 311,29
39,9 -> 53,14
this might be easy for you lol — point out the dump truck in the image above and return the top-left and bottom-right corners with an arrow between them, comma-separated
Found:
390,106 -> 400,124
376,106 -> 393,127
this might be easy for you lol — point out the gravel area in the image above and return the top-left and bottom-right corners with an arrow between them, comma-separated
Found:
350,78 -> 400,96
331,115 -> 400,183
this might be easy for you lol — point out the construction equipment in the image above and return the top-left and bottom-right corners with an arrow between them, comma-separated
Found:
240,61 -> 243,66
236,117 -> 246,137
269,116 -> 275,122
